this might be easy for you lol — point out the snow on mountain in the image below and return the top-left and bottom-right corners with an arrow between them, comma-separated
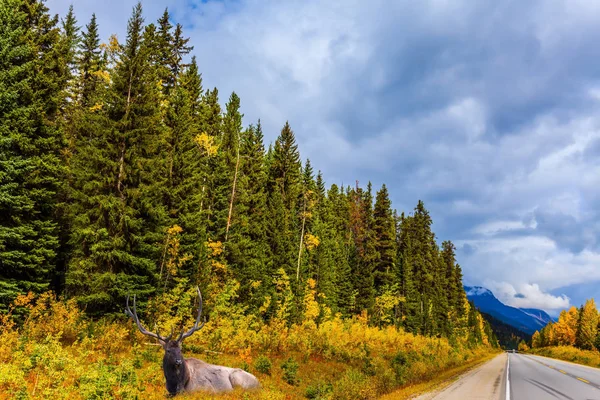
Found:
464,285 -> 555,335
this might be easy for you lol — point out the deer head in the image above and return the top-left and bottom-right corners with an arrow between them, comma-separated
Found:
125,287 -> 206,395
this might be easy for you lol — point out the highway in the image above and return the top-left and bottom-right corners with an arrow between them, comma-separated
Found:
413,352 -> 600,400
509,353 -> 600,399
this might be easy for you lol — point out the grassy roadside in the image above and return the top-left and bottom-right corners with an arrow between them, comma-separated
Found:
379,351 -> 500,400
528,346 -> 600,369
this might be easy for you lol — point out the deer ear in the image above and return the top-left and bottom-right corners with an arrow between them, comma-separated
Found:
158,338 -> 167,349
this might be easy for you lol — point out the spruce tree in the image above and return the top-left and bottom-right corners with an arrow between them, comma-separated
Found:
373,184 -> 396,293
170,57 -> 206,282
77,14 -> 102,107
67,3 -> 165,314
267,122 -> 302,284
226,122 -> 270,309
0,0 -> 67,307
348,183 -> 377,313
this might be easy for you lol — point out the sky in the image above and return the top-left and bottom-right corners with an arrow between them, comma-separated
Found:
47,0 -> 600,315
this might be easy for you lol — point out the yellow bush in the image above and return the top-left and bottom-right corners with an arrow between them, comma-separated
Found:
21,292 -> 84,344
0,288 -> 497,400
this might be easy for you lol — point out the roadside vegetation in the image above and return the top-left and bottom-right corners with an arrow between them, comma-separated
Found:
526,298 -> 600,369
529,346 -> 600,370
0,290 -> 498,399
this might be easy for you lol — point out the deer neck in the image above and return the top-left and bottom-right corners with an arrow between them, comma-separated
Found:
163,357 -> 190,395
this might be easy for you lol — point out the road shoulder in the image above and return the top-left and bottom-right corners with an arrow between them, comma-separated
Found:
380,352 -> 504,400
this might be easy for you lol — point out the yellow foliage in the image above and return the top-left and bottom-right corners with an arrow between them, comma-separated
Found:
108,34 -> 120,52
532,331 -> 541,348
92,69 -> 111,83
0,284 -> 498,399
20,291 -> 84,344
304,233 -> 320,250
195,132 -> 219,156
88,102 -> 103,112
303,278 -> 320,324
206,239 -> 224,257
530,345 -> 600,369
374,289 -> 400,326
554,306 -> 578,346
162,225 -> 193,277
518,341 -> 529,352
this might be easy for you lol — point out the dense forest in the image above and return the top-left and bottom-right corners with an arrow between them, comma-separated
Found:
480,312 -> 530,350
0,1 -> 500,398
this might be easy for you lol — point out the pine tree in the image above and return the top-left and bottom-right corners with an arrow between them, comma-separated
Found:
67,3 -> 165,314
0,0 -> 68,307
267,122 -> 302,284
198,87 -> 222,231
77,14 -> 102,107
57,5 -> 80,111
348,182 -> 377,313
296,159 -> 316,284
225,121 -> 270,309
326,184 -> 353,315
373,184 -> 396,293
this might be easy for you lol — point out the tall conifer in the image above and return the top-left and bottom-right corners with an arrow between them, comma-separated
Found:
0,0 -> 67,306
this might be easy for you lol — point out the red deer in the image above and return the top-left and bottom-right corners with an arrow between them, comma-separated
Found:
125,287 -> 260,396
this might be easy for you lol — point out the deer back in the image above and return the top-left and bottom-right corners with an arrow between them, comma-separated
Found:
184,357 -> 260,393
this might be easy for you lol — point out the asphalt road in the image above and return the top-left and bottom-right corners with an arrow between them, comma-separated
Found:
509,353 -> 600,400
413,352 -> 600,400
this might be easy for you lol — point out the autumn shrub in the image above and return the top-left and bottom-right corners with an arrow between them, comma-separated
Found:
331,369 -> 377,400
254,355 -> 272,375
19,291 -> 84,344
281,357 -> 300,385
0,289 -> 498,400
0,363 -> 27,399
390,351 -> 409,385
305,380 -> 333,399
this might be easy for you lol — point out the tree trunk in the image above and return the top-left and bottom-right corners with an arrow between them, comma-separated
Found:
225,131 -> 241,242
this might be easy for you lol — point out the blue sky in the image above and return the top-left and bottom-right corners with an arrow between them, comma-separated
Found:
47,0 -> 600,314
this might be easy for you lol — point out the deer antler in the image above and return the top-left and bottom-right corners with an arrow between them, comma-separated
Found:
125,294 -> 169,343
177,286 -> 207,343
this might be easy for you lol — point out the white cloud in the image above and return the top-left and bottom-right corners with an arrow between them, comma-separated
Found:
488,282 -> 570,310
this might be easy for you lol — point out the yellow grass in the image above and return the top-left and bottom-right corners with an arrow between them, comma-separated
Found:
529,346 -> 600,369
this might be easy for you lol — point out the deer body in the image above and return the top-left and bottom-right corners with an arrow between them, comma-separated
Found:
126,288 -> 260,396
180,358 -> 259,393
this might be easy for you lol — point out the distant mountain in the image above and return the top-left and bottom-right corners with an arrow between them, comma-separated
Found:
464,285 -> 555,335
520,308 -> 554,326
480,311 -> 530,350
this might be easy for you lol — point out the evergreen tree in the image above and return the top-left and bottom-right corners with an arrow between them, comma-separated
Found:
373,184 -> 396,293
267,122 -> 302,284
348,183 -> 377,313
214,92 -> 243,242
66,3 -> 165,314
225,122 -> 270,309
77,14 -> 102,107
0,0 -> 68,307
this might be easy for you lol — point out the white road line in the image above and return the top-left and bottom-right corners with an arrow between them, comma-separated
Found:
506,354 -> 511,400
